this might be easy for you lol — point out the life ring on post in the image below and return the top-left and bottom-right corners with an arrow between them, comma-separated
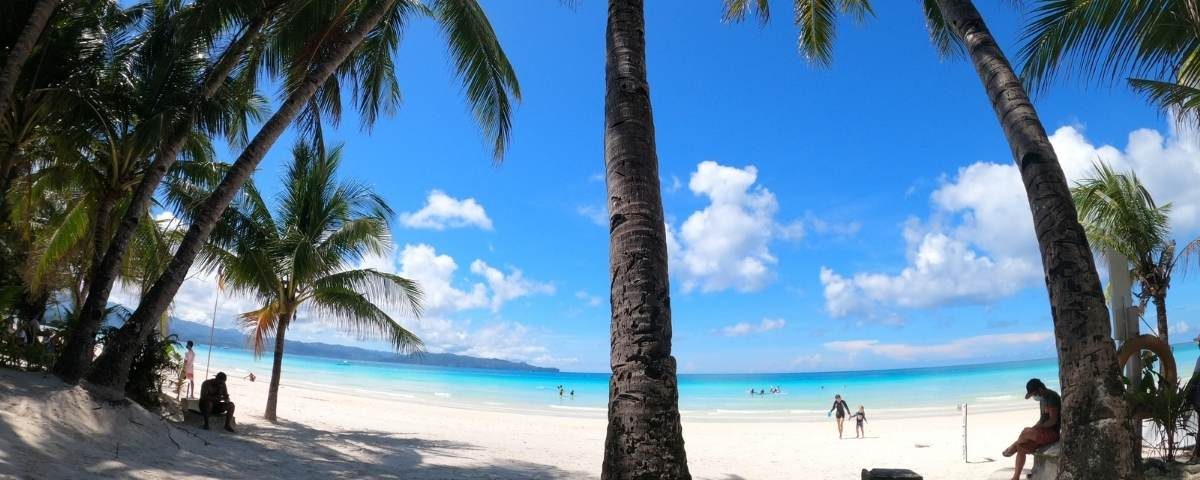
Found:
1116,334 -> 1177,388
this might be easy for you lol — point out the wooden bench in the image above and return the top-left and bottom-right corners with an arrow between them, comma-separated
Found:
1029,443 -> 1060,480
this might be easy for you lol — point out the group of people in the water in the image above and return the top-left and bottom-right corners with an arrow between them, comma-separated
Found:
556,385 -> 575,398
747,386 -> 782,395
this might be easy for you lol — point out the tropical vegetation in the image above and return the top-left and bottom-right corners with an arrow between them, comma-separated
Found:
1020,0 -> 1200,125
206,141 -> 423,422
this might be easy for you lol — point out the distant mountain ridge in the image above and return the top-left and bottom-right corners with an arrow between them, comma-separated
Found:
125,314 -> 557,373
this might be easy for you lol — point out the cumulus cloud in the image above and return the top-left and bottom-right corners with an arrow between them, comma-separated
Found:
823,332 -> 1052,361
668,161 -> 797,293
469,259 -> 555,312
819,124 -> 1200,318
718,317 -> 787,336
399,190 -> 493,231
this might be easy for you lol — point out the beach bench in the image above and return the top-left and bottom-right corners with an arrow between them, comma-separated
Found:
1029,442 -> 1060,480
861,468 -> 922,479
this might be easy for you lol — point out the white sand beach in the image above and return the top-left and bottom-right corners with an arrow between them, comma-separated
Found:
0,367 -> 1040,480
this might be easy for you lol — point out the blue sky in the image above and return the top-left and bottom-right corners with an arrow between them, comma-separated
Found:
127,1 -> 1200,374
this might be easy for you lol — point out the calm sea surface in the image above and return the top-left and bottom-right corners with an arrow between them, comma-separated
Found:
187,342 -> 1200,420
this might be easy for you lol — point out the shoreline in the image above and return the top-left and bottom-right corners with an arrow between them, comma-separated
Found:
1,367 -> 1038,479
210,357 -> 1036,423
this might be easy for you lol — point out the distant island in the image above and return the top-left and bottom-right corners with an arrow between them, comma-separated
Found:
96,308 -> 558,373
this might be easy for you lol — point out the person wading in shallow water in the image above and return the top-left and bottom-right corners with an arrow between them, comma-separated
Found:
828,394 -> 850,439
1002,378 -> 1060,480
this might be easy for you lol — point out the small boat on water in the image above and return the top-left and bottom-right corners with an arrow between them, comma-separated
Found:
337,360 -> 352,366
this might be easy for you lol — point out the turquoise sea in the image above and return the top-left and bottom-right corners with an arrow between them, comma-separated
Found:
189,343 -> 1200,421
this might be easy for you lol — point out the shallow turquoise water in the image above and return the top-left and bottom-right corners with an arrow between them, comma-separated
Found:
187,343 -> 1200,419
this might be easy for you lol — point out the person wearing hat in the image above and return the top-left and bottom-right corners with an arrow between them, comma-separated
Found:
198,372 -> 237,432
1001,378 -> 1060,480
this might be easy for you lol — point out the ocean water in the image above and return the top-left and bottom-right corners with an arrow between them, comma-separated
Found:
188,343 -> 1200,421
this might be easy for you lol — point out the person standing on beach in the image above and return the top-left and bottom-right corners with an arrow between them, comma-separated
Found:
183,341 -> 196,398
851,406 -> 867,439
1002,378 -> 1059,480
828,394 -> 850,438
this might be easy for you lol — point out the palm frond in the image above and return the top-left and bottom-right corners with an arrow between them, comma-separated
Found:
1017,0 -> 1197,96
722,0 -> 771,25
307,285 -> 423,353
922,0 -> 965,60
238,303 -> 284,356
431,0 -> 521,161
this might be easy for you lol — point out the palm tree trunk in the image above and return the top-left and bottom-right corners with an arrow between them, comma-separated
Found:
0,0 -> 59,122
264,315 -> 289,422
80,0 -> 400,401
600,1 -> 690,478
1154,291 -> 1168,344
54,3 -> 280,384
931,1 -> 1136,478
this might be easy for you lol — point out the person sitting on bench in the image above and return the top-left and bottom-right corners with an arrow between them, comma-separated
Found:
199,372 -> 236,432
1002,378 -> 1059,480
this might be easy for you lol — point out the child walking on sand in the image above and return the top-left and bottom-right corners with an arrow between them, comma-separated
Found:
851,405 -> 867,439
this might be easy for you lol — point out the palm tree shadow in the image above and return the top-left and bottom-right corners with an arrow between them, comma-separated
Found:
0,370 -> 595,479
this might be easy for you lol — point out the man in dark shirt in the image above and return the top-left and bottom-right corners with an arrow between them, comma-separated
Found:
199,372 -> 236,432
1001,378 -> 1060,480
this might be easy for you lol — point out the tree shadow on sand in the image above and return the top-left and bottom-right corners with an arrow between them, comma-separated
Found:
0,369 -> 595,479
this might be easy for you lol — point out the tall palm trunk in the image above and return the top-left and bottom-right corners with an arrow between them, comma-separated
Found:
0,0 -> 59,123
932,1 -> 1136,478
53,2 -> 280,384
1154,291 -> 1168,344
264,314 -> 290,422
600,1 -> 690,478
81,0 -> 400,400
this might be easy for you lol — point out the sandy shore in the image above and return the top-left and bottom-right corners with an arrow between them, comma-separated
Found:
0,367 -> 1037,479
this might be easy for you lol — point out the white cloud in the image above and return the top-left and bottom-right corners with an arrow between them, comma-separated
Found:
469,260 -> 555,312
669,161 -> 794,293
791,353 -> 825,369
394,244 -> 489,314
575,290 -> 603,308
719,317 -> 787,337
805,212 -> 862,238
399,190 -> 493,231
1174,321 -> 1191,336
666,175 -> 682,193
819,124 -> 1200,317
823,332 -> 1052,362
577,204 -> 607,227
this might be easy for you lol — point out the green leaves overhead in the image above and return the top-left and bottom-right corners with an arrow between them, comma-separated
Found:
722,0 -> 875,67
431,0 -> 520,160
1018,0 -> 1200,121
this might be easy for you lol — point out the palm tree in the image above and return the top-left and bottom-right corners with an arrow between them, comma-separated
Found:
600,1 -> 690,478
47,0 -> 265,383
54,0 -> 280,384
84,0 -> 519,399
206,141 -> 421,422
0,0 -> 62,123
723,1 -> 1135,477
1019,0 -> 1200,125
1073,162 -> 1178,342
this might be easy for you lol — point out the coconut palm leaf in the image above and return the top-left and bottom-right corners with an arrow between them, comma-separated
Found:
721,0 -> 875,68
307,284 -> 423,352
